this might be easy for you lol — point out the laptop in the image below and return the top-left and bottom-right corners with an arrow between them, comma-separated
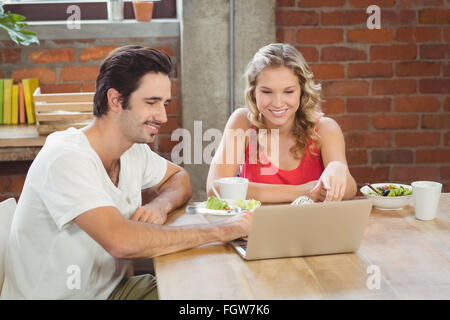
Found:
231,199 -> 373,260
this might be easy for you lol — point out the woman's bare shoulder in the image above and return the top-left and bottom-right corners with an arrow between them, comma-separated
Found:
226,108 -> 253,130
317,116 -> 342,135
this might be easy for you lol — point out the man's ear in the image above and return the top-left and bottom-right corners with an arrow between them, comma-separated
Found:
106,88 -> 122,113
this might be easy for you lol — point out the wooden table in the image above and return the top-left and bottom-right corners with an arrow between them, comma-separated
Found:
154,194 -> 450,299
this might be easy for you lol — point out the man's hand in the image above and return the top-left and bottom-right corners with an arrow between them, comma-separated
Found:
130,202 -> 168,224
215,210 -> 253,243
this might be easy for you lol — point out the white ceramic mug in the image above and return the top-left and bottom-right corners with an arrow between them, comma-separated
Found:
411,181 -> 442,221
212,177 -> 248,200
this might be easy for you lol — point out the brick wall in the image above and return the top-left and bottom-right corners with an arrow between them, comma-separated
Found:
0,36 -> 180,201
277,0 -> 450,191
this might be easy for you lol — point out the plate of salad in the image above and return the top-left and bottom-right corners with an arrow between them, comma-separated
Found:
200,197 -> 261,213
360,183 -> 412,210
197,197 -> 261,223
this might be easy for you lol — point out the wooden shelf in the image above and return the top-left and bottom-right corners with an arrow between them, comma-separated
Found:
0,125 -> 46,148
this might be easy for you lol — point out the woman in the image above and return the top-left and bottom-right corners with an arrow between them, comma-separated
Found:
207,43 -> 357,203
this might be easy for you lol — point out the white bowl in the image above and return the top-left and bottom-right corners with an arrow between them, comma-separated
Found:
360,183 -> 412,210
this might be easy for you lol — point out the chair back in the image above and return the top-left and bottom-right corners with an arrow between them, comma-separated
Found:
0,198 -> 17,293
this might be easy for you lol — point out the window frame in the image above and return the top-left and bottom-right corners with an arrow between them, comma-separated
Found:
2,0 -> 176,21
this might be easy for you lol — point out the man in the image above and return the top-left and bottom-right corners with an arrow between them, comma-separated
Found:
1,46 -> 252,300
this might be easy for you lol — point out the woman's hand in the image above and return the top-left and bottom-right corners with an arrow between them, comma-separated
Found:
299,180 -> 327,202
311,161 -> 348,202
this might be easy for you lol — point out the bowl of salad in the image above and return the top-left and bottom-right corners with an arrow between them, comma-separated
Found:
360,183 -> 413,210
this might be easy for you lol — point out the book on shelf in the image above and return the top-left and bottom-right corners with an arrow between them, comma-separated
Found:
0,79 -> 3,124
11,84 -> 19,125
22,78 -> 39,124
19,83 -> 26,124
2,79 -> 13,124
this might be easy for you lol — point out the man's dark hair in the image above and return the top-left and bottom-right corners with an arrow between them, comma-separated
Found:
93,45 -> 173,117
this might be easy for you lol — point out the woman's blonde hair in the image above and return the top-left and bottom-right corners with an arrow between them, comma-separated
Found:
244,43 -> 323,159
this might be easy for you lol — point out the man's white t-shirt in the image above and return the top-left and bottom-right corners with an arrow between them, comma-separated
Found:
1,128 -> 167,299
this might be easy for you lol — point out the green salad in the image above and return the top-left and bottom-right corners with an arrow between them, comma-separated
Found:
368,184 -> 412,197
205,196 -> 261,211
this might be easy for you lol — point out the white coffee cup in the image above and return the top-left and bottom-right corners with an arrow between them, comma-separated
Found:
411,181 -> 442,221
212,177 -> 248,200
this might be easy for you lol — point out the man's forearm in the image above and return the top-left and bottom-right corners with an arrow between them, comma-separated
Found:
144,170 -> 193,214
113,213 -> 249,259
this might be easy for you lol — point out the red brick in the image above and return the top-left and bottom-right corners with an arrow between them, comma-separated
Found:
349,0 -> 396,7
372,150 -> 414,164
416,149 -> 450,164
29,48 -> 75,64
151,46 -> 176,57
11,67 -> 56,84
381,10 -> 416,25
296,47 -> 319,62
4,49 -> 21,63
420,44 -> 449,59
444,27 -> 450,42
371,45 -> 417,61
441,166 -> 450,179
331,115 -> 370,131
350,166 -> 390,184
276,11 -> 319,26
40,83 -> 81,93
393,166 -> 440,182
0,176 -> 26,194
419,79 -> 450,94
441,181 -> 450,193
347,29 -> 394,43
396,62 -> 441,77
159,117 -> 180,134
297,28 -> 343,44
396,27 -> 441,43
394,96 -> 440,112
372,80 -> 416,95
321,10 -> 366,25
298,0 -> 346,7
322,81 -> 369,97
346,149 -> 368,165
399,0 -> 444,7
171,81 -> 178,97
421,115 -> 450,129
61,66 -> 99,81
277,0 -> 295,6
321,47 -> 367,61
81,83 -> 96,92
348,63 -> 393,78
373,115 -> 418,129
345,132 -> 392,148
53,40 -> 73,45
395,132 -> 440,147
419,9 -> 450,24
445,97 -> 450,112
157,136 -> 179,153
310,64 -> 345,79
166,98 -> 178,115
444,64 -> 450,77
347,97 -> 391,112
79,46 -> 118,62
321,98 -> 345,114
445,132 -> 450,146
276,28 -> 297,44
